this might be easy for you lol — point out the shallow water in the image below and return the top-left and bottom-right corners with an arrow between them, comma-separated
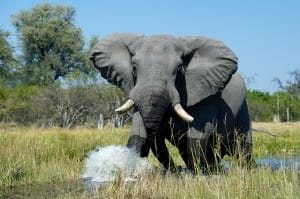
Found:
81,146 -> 300,189
1,145 -> 300,198
256,157 -> 300,170
220,157 -> 300,172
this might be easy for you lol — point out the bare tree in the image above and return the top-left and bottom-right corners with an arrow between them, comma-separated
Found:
273,70 -> 300,97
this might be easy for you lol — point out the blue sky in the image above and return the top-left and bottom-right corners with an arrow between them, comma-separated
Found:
1,0 -> 299,92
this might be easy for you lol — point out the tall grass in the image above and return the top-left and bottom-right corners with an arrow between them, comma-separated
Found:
95,168 -> 299,199
1,122 -> 300,198
0,127 -> 129,186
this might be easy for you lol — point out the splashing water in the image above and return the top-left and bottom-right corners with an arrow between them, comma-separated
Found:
82,145 -> 154,184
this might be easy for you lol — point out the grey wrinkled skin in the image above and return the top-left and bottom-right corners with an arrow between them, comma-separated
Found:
90,33 -> 252,173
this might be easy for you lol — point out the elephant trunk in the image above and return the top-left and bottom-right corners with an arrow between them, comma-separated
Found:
134,85 -> 171,130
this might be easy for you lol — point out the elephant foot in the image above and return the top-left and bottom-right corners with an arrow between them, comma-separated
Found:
185,136 -> 224,174
126,135 -> 149,157
161,165 -> 191,176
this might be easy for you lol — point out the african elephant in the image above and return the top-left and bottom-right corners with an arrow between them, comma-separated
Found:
90,33 -> 252,173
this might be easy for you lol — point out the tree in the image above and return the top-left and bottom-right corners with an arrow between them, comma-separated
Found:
272,70 -> 300,122
271,92 -> 300,122
273,70 -> 300,98
285,70 -> 300,98
247,90 -> 273,121
247,90 -> 300,122
1,84 -> 39,125
63,35 -> 100,87
11,3 -> 89,85
0,28 -> 14,81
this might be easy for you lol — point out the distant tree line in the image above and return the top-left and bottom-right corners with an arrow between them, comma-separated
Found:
247,89 -> 300,122
247,70 -> 300,122
0,3 -> 299,128
0,82 -> 126,128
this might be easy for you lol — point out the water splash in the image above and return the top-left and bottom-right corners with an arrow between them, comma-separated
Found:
82,145 -> 154,184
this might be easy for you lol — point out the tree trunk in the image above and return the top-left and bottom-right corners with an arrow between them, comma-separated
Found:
97,113 -> 104,129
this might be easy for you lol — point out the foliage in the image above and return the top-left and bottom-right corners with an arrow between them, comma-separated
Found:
61,35 -> 100,87
0,83 -> 125,128
272,91 -> 300,121
247,90 -> 300,122
11,3 -> 91,85
247,90 -> 273,121
0,28 -> 14,81
0,84 -> 39,124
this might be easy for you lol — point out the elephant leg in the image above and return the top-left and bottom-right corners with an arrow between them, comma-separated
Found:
186,124 -> 217,173
177,136 -> 190,169
127,111 -> 149,156
127,135 -> 149,156
234,100 -> 253,166
148,132 -> 177,172
185,96 -> 219,173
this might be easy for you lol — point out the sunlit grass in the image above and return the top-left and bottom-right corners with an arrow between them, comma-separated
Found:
0,122 -> 300,198
253,122 -> 300,157
0,126 -> 129,186
94,167 -> 299,199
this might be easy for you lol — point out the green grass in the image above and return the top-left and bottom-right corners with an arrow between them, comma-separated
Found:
0,126 -> 129,186
95,168 -> 299,199
253,122 -> 300,157
0,123 -> 300,198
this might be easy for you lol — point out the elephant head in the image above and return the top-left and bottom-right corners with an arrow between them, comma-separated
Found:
89,33 -> 238,131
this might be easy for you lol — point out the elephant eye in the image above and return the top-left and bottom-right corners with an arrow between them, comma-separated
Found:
177,64 -> 185,74
131,64 -> 137,77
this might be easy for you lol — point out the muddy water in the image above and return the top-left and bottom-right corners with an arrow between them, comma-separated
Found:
0,181 -> 85,198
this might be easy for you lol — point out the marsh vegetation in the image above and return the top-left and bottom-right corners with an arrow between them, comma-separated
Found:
0,122 -> 300,198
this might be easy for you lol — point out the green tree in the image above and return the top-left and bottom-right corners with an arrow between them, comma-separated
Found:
1,84 -> 39,124
247,90 -> 273,121
0,28 -> 14,81
11,3 -> 89,85
63,36 -> 100,88
272,91 -> 300,122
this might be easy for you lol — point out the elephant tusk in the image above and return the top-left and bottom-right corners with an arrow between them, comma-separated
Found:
115,99 -> 135,113
173,103 -> 194,122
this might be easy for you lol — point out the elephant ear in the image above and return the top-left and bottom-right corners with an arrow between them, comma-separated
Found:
178,36 -> 238,106
89,33 -> 143,95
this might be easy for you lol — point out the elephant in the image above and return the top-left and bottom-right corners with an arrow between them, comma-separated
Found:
89,33 -> 252,173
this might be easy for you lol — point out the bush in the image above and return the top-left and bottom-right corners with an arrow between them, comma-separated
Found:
0,83 -> 125,127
